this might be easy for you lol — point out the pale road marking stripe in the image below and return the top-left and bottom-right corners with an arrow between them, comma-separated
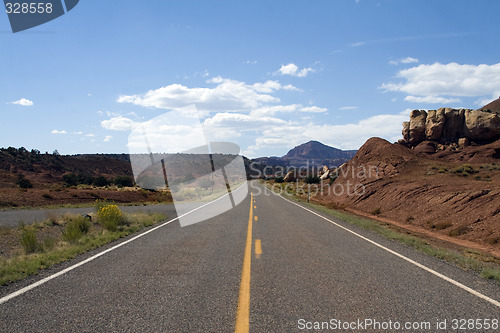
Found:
254,216 -> 258,222
235,193 -> 254,333
267,187 -> 500,308
0,183 -> 249,306
255,239 -> 262,259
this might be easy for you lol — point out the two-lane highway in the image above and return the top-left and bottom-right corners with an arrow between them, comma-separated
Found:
1,181 -> 499,332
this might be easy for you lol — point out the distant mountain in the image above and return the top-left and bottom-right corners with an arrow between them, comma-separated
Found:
252,141 -> 357,168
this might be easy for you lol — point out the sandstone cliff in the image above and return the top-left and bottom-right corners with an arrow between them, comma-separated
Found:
400,98 -> 500,149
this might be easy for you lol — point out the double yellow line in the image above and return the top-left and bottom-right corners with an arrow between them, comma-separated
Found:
235,193 -> 255,333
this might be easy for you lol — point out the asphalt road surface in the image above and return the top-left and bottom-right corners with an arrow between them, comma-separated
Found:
0,181 -> 499,332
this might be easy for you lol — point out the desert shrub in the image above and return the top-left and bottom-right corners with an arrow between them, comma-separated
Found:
62,173 -> 79,187
177,188 -> 197,201
62,216 -> 91,243
93,176 -> 110,187
20,228 -> 41,254
43,237 -> 55,250
432,221 -> 453,230
486,237 -> 499,245
94,199 -> 110,212
480,164 -> 500,171
448,225 -> 470,237
371,207 -> 381,215
304,175 -> 320,184
77,173 -> 95,185
275,177 -> 284,183
114,175 -> 134,188
450,164 -> 476,175
16,174 -> 33,189
42,193 -> 53,199
97,204 -> 124,231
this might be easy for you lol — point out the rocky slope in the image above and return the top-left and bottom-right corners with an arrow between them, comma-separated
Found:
319,136 -> 500,256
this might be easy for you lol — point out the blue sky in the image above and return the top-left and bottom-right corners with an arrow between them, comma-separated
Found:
1,0 -> 500,157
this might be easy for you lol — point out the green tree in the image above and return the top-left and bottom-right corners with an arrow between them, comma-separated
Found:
93,176 -> 110,187
114,175 -> 135,188
62,173 -> 78,187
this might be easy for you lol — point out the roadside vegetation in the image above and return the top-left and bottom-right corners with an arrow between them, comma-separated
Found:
0,201 -> 166,285
264,180 -> 500,284
427,163 -> 499,181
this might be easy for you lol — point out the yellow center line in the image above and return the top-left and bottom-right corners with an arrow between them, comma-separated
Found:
235,193 -> 254,333
254,216 -> 258,221
255,239 -> 262,259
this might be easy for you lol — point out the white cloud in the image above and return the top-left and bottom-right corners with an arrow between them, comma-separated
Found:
244,60 -> 257,64
104,135 -> 113,142
278,63 -> 315,77
250,104 -> 300,117
244,113 -> 408,157
11,98 -> 33,106
381,62 -> 500,104
389,57 -> 419,65
300,106 -> 328,113
85,133 -> 95,137
350,41 -> 366,47
339,106 -> 358,110
474,96 -> 496,107
51,130 -> 67,134
72,131 -> 83,135
400,57 -> 419,64
279,63 -> 298,75
101,116 -> 136,131
404,95 -> 461,104
249,104 -> 327,117
399,108 -> 413,116
282,84 -> 301,91
117,77 -> 298,114
204,112 -> 288,131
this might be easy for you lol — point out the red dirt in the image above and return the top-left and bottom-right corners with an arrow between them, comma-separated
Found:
319,137 -> 500,257
0,186 -> 171,209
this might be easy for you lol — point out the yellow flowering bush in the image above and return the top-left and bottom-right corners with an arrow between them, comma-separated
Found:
97,204 -> 124,231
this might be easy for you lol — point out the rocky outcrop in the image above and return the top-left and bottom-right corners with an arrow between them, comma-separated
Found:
408,110 -> 427,144
320,168 -> 330,180
400,98 -> 500,148
464,109 -> 500,141
425,109 -> 445,140
283,170 -> 296,182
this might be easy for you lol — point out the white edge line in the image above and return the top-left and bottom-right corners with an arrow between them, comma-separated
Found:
0,182 -> 249,305
265,186 -> 500,308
